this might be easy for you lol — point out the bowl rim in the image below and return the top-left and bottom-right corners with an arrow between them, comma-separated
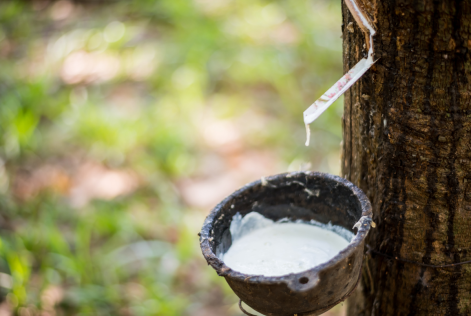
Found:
199,171 -> 373,288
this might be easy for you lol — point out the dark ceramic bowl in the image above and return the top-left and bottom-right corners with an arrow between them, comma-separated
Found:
199,171 -> 372,316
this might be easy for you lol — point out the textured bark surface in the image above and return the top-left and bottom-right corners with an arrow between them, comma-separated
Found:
342,0 -> 471,315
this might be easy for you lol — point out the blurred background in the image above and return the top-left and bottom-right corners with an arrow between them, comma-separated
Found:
0,0 -> 345,315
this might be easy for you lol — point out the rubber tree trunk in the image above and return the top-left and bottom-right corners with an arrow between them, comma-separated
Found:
341,0 -> 471,315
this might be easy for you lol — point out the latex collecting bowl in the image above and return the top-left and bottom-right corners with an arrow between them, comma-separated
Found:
199,171 -> 373,316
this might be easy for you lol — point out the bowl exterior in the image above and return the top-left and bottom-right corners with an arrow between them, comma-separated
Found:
199,172 -> 373,315
225,238 -> 365,315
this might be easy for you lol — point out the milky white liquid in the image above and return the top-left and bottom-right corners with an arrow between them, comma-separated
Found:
222,213 -> 351,276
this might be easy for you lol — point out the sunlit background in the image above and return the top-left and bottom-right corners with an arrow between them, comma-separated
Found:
0,0 -> 345,315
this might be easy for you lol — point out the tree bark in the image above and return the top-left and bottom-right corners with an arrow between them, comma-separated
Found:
342,0 -> 471,315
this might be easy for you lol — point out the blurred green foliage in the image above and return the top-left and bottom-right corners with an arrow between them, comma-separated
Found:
0,0 -> 344,315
